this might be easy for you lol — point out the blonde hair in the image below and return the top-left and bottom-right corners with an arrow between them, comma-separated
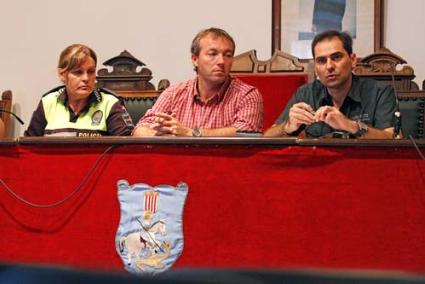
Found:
58,44 -> 97,72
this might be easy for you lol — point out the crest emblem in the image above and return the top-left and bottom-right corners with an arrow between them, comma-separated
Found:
115,180 -> 188,275
91,110 -> 103,126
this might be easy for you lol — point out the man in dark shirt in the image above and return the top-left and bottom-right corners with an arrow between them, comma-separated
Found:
264,30 -> 397,139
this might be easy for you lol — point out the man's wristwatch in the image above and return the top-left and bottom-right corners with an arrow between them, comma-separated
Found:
353,120 -> 369,138
192,127 -> 202,137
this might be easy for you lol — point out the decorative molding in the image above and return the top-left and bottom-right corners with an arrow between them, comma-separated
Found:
97,50 -> 155,91
231,49 -> 304,73
353,49 -> 418,91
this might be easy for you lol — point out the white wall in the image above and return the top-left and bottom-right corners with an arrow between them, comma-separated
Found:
0,0 -> 271,136
384,0 -> 425,89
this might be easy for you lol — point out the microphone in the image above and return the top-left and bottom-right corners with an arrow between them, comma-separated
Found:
393,111 -> 401,139
0,109 -> 24,125
390,63 -> 402,139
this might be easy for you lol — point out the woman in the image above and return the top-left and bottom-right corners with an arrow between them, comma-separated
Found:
25,44 -> 133,136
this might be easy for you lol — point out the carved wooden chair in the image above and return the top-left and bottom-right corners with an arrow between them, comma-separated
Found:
230,50 -> 309,129
353,49 -> 424,138
353,48 -> 419,91
0,90 -> 13,138
96,50 -> 170,124
397,91 -> 425,139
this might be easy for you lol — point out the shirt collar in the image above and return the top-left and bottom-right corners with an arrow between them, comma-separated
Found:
345,74 -> 361,103
193,76 -> 232,103
318,74 -> 361,106
57,87 -> 102,112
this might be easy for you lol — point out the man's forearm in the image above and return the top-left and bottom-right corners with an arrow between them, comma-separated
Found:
264,121 -> 294,137
344,119 -> 394,139
132,124 -> 238,137
132,124 -> 156,137
361,127 -> 394,139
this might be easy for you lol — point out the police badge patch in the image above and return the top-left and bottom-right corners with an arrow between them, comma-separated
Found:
91,110 -> 103,126
115,180 -> 188,275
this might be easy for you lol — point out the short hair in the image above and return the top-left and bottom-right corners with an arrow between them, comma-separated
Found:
311,30 -> 353,58
58,44 -> 97,71
190,27 -> 236,56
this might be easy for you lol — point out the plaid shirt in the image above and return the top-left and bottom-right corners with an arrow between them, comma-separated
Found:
137,76 -> 263,132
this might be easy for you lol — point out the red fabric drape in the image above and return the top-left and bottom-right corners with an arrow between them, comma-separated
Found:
1,144 -> 425,273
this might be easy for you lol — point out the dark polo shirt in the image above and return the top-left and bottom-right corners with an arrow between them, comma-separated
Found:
275,75 -> 396,137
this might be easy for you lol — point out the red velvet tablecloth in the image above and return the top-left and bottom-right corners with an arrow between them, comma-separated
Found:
1,142 -> 425,273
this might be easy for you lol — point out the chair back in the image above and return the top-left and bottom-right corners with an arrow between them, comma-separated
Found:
353,48 -> 419,91
354,49 -> 424,138
231,50 -> 309,129
398,91 -> 425,138
96,50 -> 169,124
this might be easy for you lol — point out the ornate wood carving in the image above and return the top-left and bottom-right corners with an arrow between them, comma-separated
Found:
96,51 -> 170,123
97,50 -> 156,91
231,49 -> 304,74
353,48 -> 419,91
96,50 -> 170,98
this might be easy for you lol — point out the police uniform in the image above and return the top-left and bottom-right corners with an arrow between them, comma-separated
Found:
25,86 -> 134,137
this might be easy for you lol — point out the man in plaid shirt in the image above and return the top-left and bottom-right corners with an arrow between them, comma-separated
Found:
132,27 -> 263,137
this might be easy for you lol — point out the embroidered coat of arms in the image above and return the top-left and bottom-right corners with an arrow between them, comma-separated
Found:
115,180 -> 188,275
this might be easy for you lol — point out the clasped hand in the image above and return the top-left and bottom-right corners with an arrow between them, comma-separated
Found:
287,103 -> 353,133
150,112 -> 191,136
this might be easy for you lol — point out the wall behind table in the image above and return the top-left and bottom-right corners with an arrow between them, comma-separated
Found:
0,0 -> 271,136
385,0 -> 425,89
